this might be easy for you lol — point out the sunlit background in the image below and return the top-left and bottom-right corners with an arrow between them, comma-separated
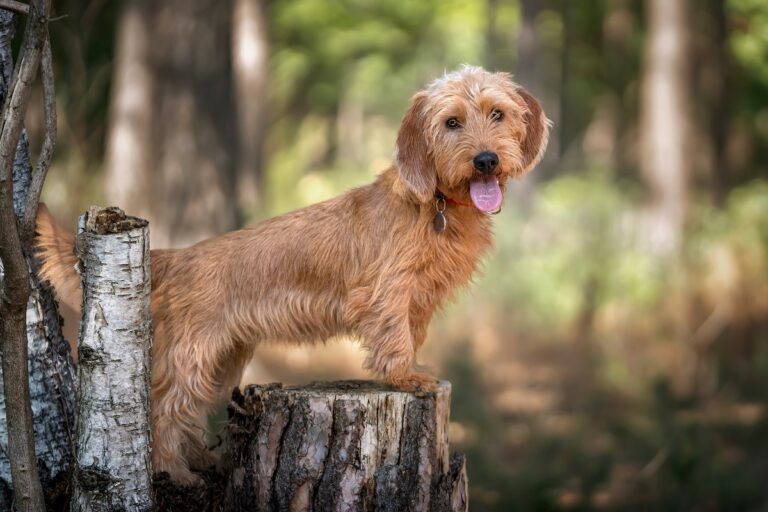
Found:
32,0 -> 768,510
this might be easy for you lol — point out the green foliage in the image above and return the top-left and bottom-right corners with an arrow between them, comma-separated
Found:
478,171 -> 662,331
729,0 -> 768,86
268,0 -> 489,120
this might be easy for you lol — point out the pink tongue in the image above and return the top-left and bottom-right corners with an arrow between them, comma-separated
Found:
469,176 -> 502,212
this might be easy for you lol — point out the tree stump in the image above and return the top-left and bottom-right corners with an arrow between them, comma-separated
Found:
70,206 -> 154,511
224,380 -> 468,512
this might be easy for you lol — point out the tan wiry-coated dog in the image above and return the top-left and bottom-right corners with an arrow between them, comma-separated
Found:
35,66 -> 549,484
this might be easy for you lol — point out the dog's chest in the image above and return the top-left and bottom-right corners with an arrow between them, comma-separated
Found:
411,225 -> 491,306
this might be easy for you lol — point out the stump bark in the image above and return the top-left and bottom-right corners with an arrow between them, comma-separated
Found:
70,206 -> 154,512
224,380 -> 468,512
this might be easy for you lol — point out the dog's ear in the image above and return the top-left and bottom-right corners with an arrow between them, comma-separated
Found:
515,87 -> 550,174
395,92 -> 436,203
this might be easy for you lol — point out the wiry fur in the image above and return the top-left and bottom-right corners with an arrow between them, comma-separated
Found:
35,66 -> 549,484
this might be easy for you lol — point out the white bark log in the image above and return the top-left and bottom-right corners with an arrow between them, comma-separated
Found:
224,380 -> 468,512
70,206 -> 153,512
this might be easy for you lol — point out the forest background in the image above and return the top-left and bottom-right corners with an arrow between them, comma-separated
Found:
30,0 -> 768,510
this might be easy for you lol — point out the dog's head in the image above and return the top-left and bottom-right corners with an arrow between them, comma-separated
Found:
394,66 -> 550,211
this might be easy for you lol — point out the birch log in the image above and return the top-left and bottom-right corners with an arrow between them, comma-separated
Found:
70,207 -> 153,512
224,380 -> 468,512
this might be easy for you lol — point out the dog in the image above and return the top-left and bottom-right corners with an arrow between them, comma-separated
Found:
35,66 -> 549,484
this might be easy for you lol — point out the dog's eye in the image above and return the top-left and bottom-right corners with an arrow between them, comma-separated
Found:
491,109 -> 504,121
445,118 -> 461,129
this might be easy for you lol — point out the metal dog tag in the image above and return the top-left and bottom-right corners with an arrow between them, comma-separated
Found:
433,211 -> 447,233
433,195 -> 447,233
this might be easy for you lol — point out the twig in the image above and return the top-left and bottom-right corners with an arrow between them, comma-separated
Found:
0,2 -> 67,23
0,0 -> 29,15
638,448 -> 668,479
688,302 -> 731,349
21,30 -> 54,244
0,2 -> 48,167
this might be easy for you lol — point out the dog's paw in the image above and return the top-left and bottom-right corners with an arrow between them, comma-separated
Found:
174,470 -> 205,487
155,466 -> 205,487
387,371 -> 439,393
189,449 -> 220,471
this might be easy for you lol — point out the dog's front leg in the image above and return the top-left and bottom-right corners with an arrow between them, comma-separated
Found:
409,304 -> 435,352
360,306 -> 438,392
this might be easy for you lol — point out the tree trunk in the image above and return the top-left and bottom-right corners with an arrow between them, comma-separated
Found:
0,6 -> 74,511
224,381 -> 468,512
70,207 -> 153,511
558,1 -> 573,162
1,238 -> 77,511
707,0 -> 728,206
151,0 -> 238,247
516,0 -> 540,95
7,53 -> 75,512
0,7 -> 42,510
639,0 -> 691,253
232,0 -> 268,213
103,0 -> 154,225
602,0 -> 635,178
507,0 -> 545,206
105,0 -> 239,248
484,0 -> 500,68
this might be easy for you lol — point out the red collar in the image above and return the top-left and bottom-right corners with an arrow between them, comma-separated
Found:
435,190 -> 472,208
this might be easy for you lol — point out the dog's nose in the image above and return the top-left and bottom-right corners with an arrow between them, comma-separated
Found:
473,151 -> 499,174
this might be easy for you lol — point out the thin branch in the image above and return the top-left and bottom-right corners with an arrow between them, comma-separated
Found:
21,30 -> 54,244
0,0 -> 29,15
0,2 -> 47,170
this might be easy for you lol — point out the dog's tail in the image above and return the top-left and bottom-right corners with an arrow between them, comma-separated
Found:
34,203 -> 82,314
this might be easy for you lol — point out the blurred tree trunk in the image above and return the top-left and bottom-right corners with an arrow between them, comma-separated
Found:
485,0 -> 500,69
105,0 -> 239,248
516,0 -> 540,95
602,0 -> 635,177
639,0 -> 692,253
513,0 -> 546,202
104,0 -> 153,225
232,0 -> 268,214
0,9 -> 75,510
707,0 -> 729,206
558,1 -> 573,161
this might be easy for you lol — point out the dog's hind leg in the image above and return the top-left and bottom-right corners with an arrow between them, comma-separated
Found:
151,337 -> 226,484
152,404 -> 207,485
